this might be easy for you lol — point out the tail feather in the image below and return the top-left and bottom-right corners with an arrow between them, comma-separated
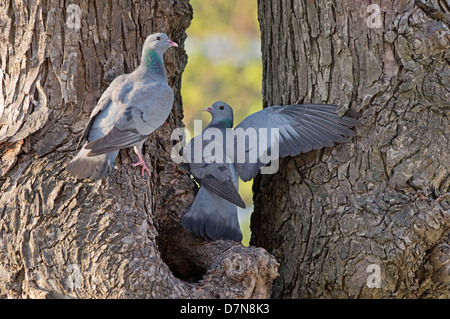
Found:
182,186 -> 242,242
66,146 -> 118,180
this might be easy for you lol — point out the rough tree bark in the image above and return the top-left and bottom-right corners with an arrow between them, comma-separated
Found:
0,0 -> 277,298
252,0 -> 449,298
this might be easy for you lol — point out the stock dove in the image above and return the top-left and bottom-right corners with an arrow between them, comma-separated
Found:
67,33 -> 178,180
182,101 -> 361,241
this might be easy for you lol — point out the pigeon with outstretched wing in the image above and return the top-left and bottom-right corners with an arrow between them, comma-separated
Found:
182,101 -> 361,241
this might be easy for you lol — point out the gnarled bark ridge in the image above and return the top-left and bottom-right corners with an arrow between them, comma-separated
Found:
253,0 -> 449,298
0,0 -> 278,298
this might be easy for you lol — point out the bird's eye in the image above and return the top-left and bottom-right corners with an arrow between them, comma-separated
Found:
219,106 -> 224,110
156,36 -> 161,41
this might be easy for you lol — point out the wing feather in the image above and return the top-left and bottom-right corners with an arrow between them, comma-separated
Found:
234,104 -> 361,181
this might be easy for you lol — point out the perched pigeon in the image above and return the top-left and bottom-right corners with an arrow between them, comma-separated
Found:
67,33 -> 178,180
182,101 -> 361,241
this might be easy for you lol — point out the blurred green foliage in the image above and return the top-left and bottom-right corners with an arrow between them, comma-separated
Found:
181,0 -> 262,245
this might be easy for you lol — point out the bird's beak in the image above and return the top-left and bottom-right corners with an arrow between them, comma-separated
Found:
168,40 -> 178,47
203,106 -> 213,112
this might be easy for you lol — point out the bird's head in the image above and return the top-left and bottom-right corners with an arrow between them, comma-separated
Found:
204,101 -> 234,128
143,33 -> 178,55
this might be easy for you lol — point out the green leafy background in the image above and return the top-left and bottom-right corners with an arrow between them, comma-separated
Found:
181,0 -> 261,245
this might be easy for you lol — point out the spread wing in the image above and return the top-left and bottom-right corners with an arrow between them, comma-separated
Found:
233,104 -> 361,181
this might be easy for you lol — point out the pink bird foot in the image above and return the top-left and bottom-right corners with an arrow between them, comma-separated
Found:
132,152 -> 151,177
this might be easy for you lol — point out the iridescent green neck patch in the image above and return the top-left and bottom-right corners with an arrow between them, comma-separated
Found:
143,49 -> 164,74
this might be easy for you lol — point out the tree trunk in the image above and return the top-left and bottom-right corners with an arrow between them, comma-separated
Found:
0,0 -> 277,298
252,0 -> 449,298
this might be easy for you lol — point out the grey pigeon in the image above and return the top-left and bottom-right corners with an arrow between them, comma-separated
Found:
182,101 -> 361,241
67,33 -> 178,180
